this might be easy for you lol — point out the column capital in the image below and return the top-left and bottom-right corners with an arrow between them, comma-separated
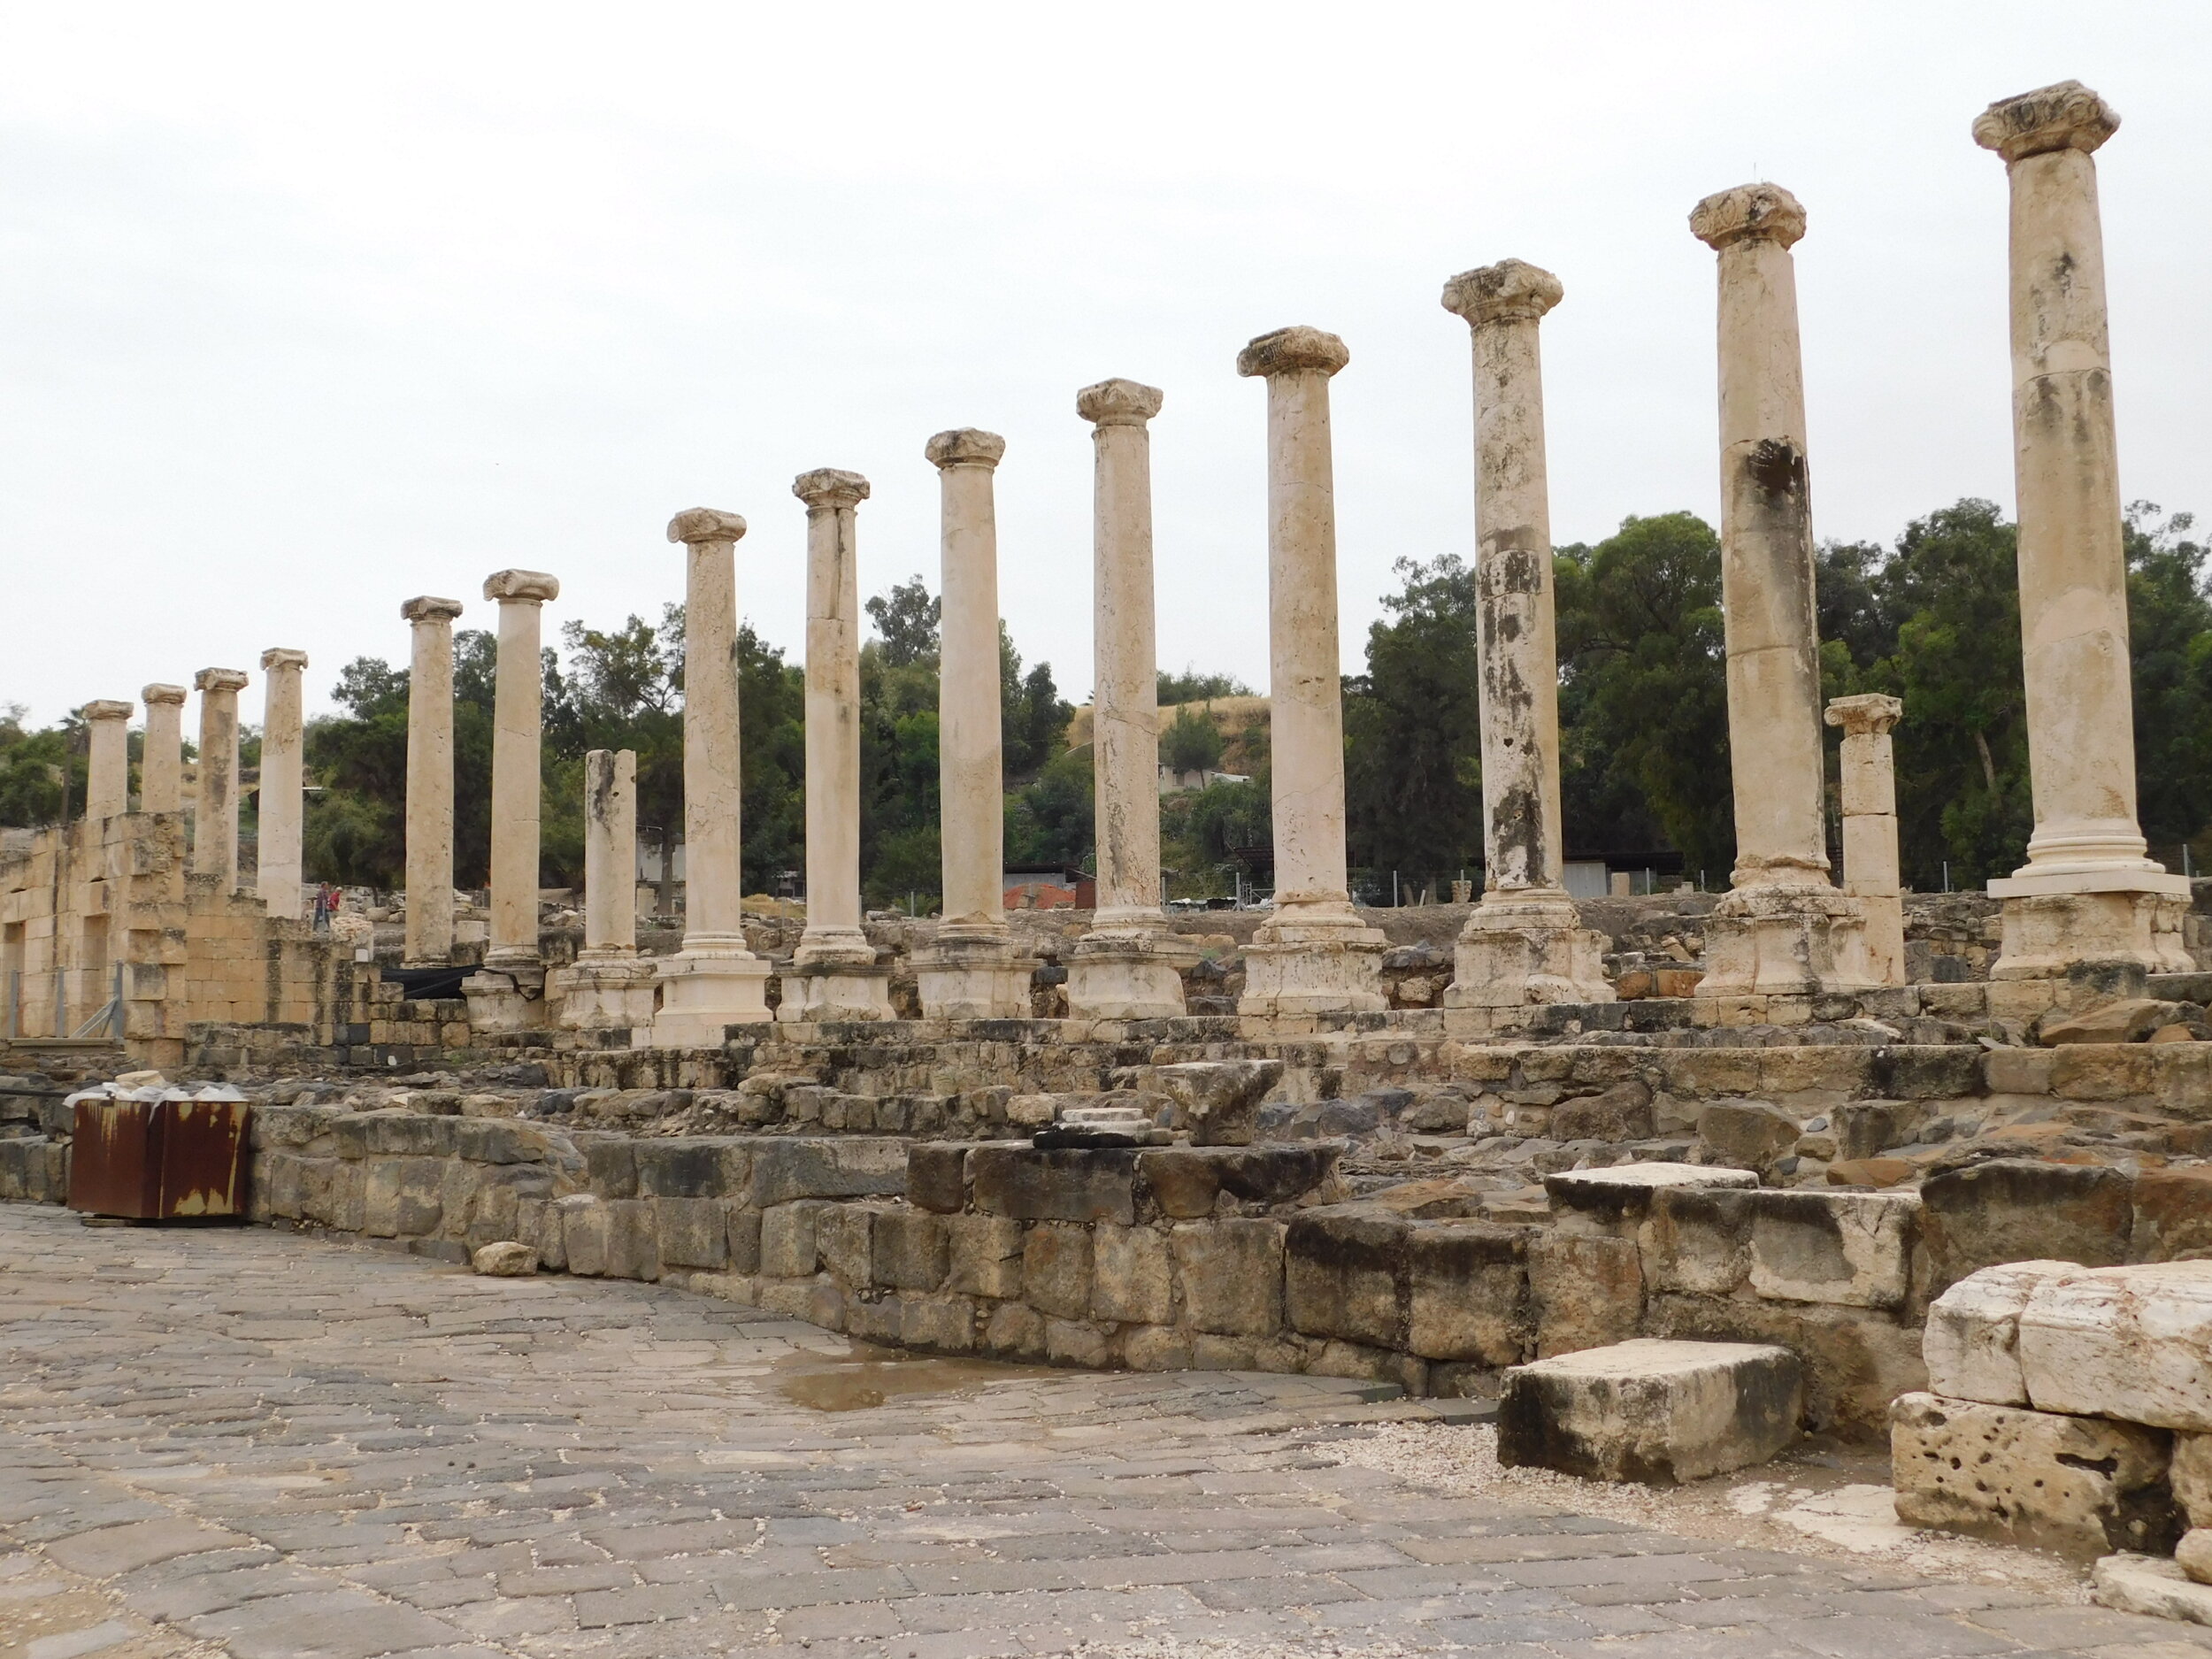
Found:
81,699 -> 133,722
142,682 -> 188,707
926,428 -> 1005,470
1824,693 -> 1903,738
194,667 -> 250,694
1690,182 -> 1806,250
401,595 -> 465,625
1076,378 -> 1164,427
1973,80 -> 2118,163
260,647 -> 309,673
483,569 -> 561,603
666,509 -> 746,546
792,468 -> 871,511
1441,259 -> 1563,327
1236,326 -> 1349,380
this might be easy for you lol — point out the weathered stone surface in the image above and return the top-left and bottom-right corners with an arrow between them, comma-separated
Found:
1155,1059 -> 1283,1147
1645,1291 -> 1923,1433
759,1202 -> 822,1279
1891,1392 -> 2177,1558
947,1215 -> 1025,1299
560,1194 -> 609,1277
872,1210 -> 948,1291
2175,1432 -> 2212,1529
632,1138 -> 742,1197
2018,1262 -> 2212,1431
1924,1261 -> 2085,1406
1405,1223 -> 1530,1364
471,1240 -> 537,1277
1544,1163 -> 1756,1237
1172,1218 -> 1285,1336
1022,1223 -> 1092,1320
816,1204 -> 875,1284
1136,1148 -> 1219,1218
1698,1102 -> 1801,1172
970,1146 -> 1138,1224
906,1143 -> 970,1214
1286,1208 -> 1406,1348
1529,1233 -> 1643,1357
2180,1526 -> 2212,1586
1553,1081 -> 1655,1143
1091,1224 -> 1172,1325
2135,1167 -> 2212,1263
1920,1159 -> 2134,1294
602,1198 -> 659,1280
1747,1190 -> 1916,1310
655,1195 -> 728,1271
726,1202 -> 761,1275
2041,1001 -> 2173,1044
981,1299 -> 1046,1360
2093,1552 -> 2212,1625
749,1138 -> 910,1207
1497,1339 -> 1801,1484
1639,1186 -> 1754,1295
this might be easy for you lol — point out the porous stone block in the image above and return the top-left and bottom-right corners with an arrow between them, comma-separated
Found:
1091,1224 -> 1172,1325
654,1196 -> 728,1271
1405,1223 -> 1530,1364
1747,1190 -> 1916,1310
970,1146 -> 1138,1224
1544,1163 -> 1757,1238
472,1240 -> 537,1277
906,1143 -> 970,1214
1639,1186 -> 1754,1295
1923,1261 -> 2084,1406
1529,1232 -> 1643,1357
1023,1223 -> 1093,1320
1497,1339 -> 1801,1484
1124,1324 -> 1193,1371
982,1300 -> 1046,1361
1920,1159 -> 2134,1295
1891,1392 -> 2177,1557
1286,1208 -> 1407,1348
2183,1527 -> 2212,1586
2018,1262 -> 2212,1431
873,1210 -> 949,1291
1172,1218 -> 1285,1336
899,1293 -> 975,1354
2093,1554 -> 2212,1625
947,1215 -> 1025,1299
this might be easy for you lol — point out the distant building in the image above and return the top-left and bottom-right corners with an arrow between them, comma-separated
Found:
1004,863 -> 1095,910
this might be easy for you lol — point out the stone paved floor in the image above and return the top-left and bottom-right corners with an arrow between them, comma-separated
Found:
4,1206 -> 2209,1659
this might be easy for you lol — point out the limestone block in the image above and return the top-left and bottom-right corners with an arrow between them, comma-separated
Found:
560,1195 -> 609,1276
634,1139 -> 745,1197
1124,1324 -> 1193,1371
2053,1043 -> 2157,1102
906,1143 -> 970,1214
1530,1233 -> 1644,1357
1405,1223 -> 1531,1364
1552,1082 -> 1654,1143
2041,1001 -> 2173,1044
1047,1318 -> 1111,1367
1698,1101 -> 1801,1172
2093,1554 -> 2212,1625
1091,1224 -> 1172,1325
2018,1262 -> 2212,1431
969,1145 -> 1138,1224
2135,1169 -> 2212,1263
584,1139 -> 637,1197
2180,1526 -> 2212,1585
1923,1261 -> 2085,1406
1023,1223 -> 1093,1320
1639,1186 -> 1755,1295
1919,1159 -> 2134,1295
1497,1339 -> 1802,1484
1890,1392 -> 2177,1557
898,1294 -> 975,1354
725,1203 -> 761,1275
759,1202 -> 823,1278
655,1196 -> 728,1271
1747,1190 -> 1916,1310
602,1199 -> 659,1279
873,1210 -> 948,1291
2177,1434 -> 2212,1530
1172,1218 -> 1286,1337
749,1138 -> 910,1206
948,1215 -> 1025,1299
755,1274 -> 844,1330
982,1301 -> 1047,1361
1154,1059 -> 1284,1147
1286,1208 -> 1407,1348
472,1241 -> 537,1277
816,1204 -> 875,1284
1544,1163 -> 1757,1239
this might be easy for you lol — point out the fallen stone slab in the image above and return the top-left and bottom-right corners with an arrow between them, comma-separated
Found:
2093,1553 -> 2212,1625
471,1240 -> 538,1277
1923,1260 -> 2085,1406
1496,1337 -> 1801,1484
2179,1526 -> 2212,1586
2018,1261 -> 2212,1432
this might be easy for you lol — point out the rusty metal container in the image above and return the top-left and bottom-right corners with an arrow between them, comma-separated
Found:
68,1094 -> 251,1219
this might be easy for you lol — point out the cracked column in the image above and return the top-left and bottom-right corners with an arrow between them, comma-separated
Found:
1438,261 -> 1612,1015
1826,695 -> 1907,987
140,685 -> 186,813
257,649 -> 309,918
1974,81 -> 2190,976
464,569 -> 558,1033
913,430 -> 1034,1019
191,667 -> 250,890
783,469 -> 894,1023
1688,184 -> 1871,1001
401,596 -> 464,965
552,749 -> 658,1032
83,701 -> 133,821
1233,327 -> 1385,1016
649,510 -> 772,1046
1069,378 -> 1194,1020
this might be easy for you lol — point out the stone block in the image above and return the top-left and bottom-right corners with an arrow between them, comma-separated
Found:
2018,1262 -> 2212,1432
1172,1218 -> 1285,1337
755,1273 -> 844,1330
1091,1224 -> 1172,1325
603,1199 -> 659,1280
1698,1101 -> 1800,1172
1497,1339 -> 1801,1484
2042,1000 -> 2172,1044
1155,1058 -> 1283,1146
749,1138 -> 910,1206
759,1202 -> 824,1278
982,1300 -> 1046,1361
1023,1223 -> 1093,1319
1530,1232 -> 1643,1356
2093,1554 -> 2212,1625
560,1194 -> 609,1277
1920,1159 -> 2134,1295
1639,1186 -> 1754,1295
873,1210 -> 948,1291
1643,1292 -> 1924,1434
2052,1044 -> 2156,1102
655,1196 -> 727,1271
1866,1046 -> 1984,1100
1406,1223 -> 1530,1364
361,1158 -> 402,1237
899,1293 -> 975,1354
1891,1392 -> 2178,1557
472,1240 -> 537,1276
2135,1168 -> 2212,1263
1124,1324 -> 1193,1371
906,1143 -> 969,1214
2182,1526 -> 2212,1585
970,1145 -> 1138,1224
1923,1261 -> 2084,1406
947,1215 -> 1025,1299
725,1203 -> 761,1275
2176,1432 -> 2212,1528
1135,1148 -> 1219,1217
1544,1163 -> 1757,1238
1286,1208 -> 1406,1348
1747,1190 -> 1916,1310
634,1138 -> 743,1197
1048,1318 -> 1111,1368
1552,1081 -> 1654,1143
1984,1045 -> 2057,1095
584,1138 -> 636,1197
816,1204 -> 875,1285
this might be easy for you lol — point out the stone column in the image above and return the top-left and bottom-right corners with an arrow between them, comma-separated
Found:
1068,379 -> 1194,1020
649,511 -> 772,1046
1826,695 -> 1906,987
82,701 -> 133,821
1439,261 -> 1611,1016
1974,81 -> 2190,977
464,570 -> 558,1032
913,430 -> 1033,1019
256,649 -> 309,919
1233,327 -> 1384,1016
1689,184 -> 1871,1001
783,469 -> 894,1023
552,749 -> 658,1032
141,685 -> 186,814
191,667 -> 250,889
401,596 -> 464,965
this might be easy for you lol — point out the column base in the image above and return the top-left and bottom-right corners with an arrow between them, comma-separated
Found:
645,947 -> 772,1048
1443,891 -> 1614,1009
462,960 -> 548,1033
549,952 -> 660,1031
1697,881 -> 1876,997
778,961 -> 897,1022
1066,931 -> 1200,1020
913,932 -> 1033,1020
1237,904 -> 1386,1017
1986,866 -> 2193,979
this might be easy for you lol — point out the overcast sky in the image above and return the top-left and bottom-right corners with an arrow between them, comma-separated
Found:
3,2 -> 2207,729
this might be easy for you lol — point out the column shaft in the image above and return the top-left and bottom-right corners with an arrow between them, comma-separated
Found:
933,438 -> 1009,935
83,703 -> 133,821
796,473 -> 870,961
1828,695 -> 1906,986
584,748 -> 636,955
257,650 -> 308,918
681,534 -> 745,943
482,571 -> 558,967
1088,392 -> 1164,924
141,686 -> 186,814
191,669 -> 249,888
402,597 -> 463,964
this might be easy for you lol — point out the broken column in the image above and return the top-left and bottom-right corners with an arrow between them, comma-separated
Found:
257,649 -> 309,919
1069,378 -> 1195,1020
401,595 -> 464,965
464,570 -> 558,1032
140,685 -> 186,814
913,430 -> 1033,1019
783,469 -> 894,1022
1825,694 -> 1906,986
1688,184 -> 1871,1000
1972,82 -> 2191,977
649,510 -> 772,1046
1233,327 -> 1385,1016
82,700 -> 133,821
191,667 -> 250,889
551,749 -> 657,1031
1438,261 -> 1612,1013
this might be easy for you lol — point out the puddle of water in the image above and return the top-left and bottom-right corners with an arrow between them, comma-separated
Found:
772,1345 -> 1042,1413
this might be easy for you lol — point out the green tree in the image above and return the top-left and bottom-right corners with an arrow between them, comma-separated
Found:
999,624 -> 1071,783
865,576 -> 941,668
1158,667 -> 1252,703
1161,703 -> 1225,776
2123,503 -> 2212,864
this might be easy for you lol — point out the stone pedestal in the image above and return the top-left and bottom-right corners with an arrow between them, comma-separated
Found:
1438,262 -> 1610,1010
1688,183 -> 1872,996
468,570 -> 559,1034
140,685 -> 186,815
257,649 -> 308,919
401,595 -> 464,965
82,701 -> 132,821
554,749 -> 658,1032
1232,327 -> 1385,1016
1827,694 -> 1906,986
1973,83 -> 2191,975
1066,933 -> 1196,1023
778,962 -> 897,1025
650,510 -> 772,1047
191,667 -> 250,890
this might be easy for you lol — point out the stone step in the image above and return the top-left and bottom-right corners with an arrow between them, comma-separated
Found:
1497,1337 -> 1801,1484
